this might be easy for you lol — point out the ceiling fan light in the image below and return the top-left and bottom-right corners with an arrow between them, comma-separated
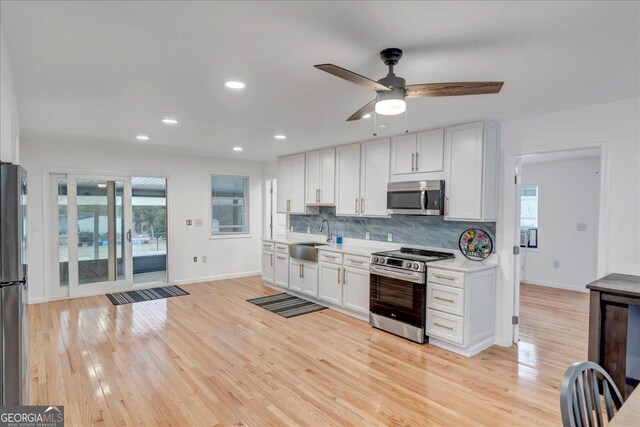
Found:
375,98 -> 406,115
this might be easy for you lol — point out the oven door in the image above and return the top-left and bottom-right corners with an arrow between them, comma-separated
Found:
369,265 -> 426,328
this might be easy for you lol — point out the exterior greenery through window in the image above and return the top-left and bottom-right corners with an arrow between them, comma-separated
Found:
211,175 -> 249,235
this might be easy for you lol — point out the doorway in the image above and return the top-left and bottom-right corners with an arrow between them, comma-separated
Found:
50,173 -> 168,299
512,147 -> 603,344
264,178 -> 286,239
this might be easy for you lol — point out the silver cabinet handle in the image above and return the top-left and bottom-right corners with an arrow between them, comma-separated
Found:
277,255 -> 286,261
434,296 -> 455,303
337,267 -> 341,283
411,153 -> 415,171
444,197 -> 449,216
434,322 -> 454,331
434,274 -> 455,281
301,264 -> 304,279
360,198 -> 365,213
355,198 -> 359,214
287,199 -> 291,212
270,254 -> 273,266
348,259 -> 364,264
342,268 -> 346,284
415,152 -> 419,171
324,254 -> 338,260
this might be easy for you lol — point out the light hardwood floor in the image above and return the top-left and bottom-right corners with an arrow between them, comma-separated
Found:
29,278 -> 588,426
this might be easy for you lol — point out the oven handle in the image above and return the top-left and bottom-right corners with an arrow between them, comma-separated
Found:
370,265 -> 425,284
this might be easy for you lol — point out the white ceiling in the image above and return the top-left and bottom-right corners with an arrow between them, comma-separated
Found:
1,1 -> 638,161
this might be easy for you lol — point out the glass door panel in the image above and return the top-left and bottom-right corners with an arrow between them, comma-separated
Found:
67,175 -> 132,296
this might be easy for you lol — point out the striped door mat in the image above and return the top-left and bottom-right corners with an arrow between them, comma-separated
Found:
107,286 -> 189,305
248,293 -> 326,318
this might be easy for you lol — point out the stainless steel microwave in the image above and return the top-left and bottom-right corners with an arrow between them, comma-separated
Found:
387,180 -> 445,215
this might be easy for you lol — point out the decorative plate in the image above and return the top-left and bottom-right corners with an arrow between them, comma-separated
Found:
458,228 -> 493,261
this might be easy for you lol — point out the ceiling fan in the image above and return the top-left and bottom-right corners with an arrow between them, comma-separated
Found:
314,48 -> 504,122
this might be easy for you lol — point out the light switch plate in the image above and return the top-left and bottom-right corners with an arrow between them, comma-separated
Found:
195,219 -> 203,227
307,227 -> 310,234
553,260 -> 560,268
365,232 -> 370,240
202,255 -> 207,263
577,223 -> 587,231
387,233 -> 393,242
186,219 -> 192,226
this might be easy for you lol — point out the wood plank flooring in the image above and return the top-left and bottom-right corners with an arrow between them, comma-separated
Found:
28,279 -> 589,426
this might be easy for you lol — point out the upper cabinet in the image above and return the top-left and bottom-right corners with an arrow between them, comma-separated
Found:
336,139 -> 390,217
305,148 -> 335,205
277,153 -> 314,214
444,121 -> 499,222
390,128 -> 444,181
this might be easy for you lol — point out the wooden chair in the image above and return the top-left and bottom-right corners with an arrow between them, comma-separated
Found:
560,361 -> 625,427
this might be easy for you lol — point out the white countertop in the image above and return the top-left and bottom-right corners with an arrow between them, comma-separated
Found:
262,237 -> 498,273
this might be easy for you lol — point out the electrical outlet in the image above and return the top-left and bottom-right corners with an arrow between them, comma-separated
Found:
202,255 -> 207,263
577,223 -> 587,231
186,219 -> 192,226
387,232 -> 393,242
365,232 -> 370,240
195,219 -> 203,227
307,227 -> 310,234
553,260 -> 560,268
290,226 -> 293,232
193,256 -> 198,262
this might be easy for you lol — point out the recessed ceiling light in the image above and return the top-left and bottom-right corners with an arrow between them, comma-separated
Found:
161,118 -> 179,125
274,134 -> 287,140
136,135 -> 150,141
225,81 -> 246,89
233,146 -> 244,152
363,113 -> 371,119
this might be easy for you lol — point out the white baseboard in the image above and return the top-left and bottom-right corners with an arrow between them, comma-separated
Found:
173,271 -> 261,286
520,279 -> 588,293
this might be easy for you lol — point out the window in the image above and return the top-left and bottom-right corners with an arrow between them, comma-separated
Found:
520,186 -> 538,228
211,175 -> 249,235
520,185 -> 539,248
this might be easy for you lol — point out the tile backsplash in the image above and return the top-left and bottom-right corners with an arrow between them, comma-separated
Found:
289,208 -> 496,251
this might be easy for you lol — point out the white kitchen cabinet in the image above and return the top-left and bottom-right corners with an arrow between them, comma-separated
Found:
261,250 -> 274,283
335,143 -> 361,216
274,253 -> 289,288
444,121 -> 499,221
277,153 -> 310,214
336,140 -> 390,218
305,148 -> 335,205
390,129 -> 444,180
342,267 -> 369,316
289,259 -> 317,297
425,265 -> 496,357
318,262 -> 342,305
360,139 -> 390,217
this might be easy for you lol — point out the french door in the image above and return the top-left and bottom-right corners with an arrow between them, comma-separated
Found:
65,174 -> 133,297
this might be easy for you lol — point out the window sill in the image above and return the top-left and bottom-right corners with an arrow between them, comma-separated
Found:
209,233 -> 253,240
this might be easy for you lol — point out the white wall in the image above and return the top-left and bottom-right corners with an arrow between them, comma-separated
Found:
21,138 -> 264,303
0,31 -> 20,163
495,97 -> 640,346
520,157 -> 600,291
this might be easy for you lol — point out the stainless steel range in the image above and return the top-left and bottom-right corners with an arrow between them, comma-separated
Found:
369,247 -> 454,343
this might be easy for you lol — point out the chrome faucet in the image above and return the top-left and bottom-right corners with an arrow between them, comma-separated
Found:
319,219 -> 333,242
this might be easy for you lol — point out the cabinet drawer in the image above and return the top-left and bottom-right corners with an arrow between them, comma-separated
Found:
319,251 -> 343,265
426,310 -> 464,345
427,283 -> 464,316
344,254 -> 369,270
275,243 -> 289,254
262,241 -> 275,251
427,268 -> 465,288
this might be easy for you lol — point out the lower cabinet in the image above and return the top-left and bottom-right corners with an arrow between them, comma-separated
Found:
261,250 -> 274,283
274,254 -> 289,288
318,251 -> 370,318
289,259 -> 318,297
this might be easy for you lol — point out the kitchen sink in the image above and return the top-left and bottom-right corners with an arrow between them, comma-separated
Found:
289,242 -> 328,262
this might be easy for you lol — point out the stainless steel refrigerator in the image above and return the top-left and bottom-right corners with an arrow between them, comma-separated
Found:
0,162 -> 28,405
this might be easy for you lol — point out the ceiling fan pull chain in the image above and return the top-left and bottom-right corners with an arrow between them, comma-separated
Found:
405,107 -> 409,134
373,112 -> 378,136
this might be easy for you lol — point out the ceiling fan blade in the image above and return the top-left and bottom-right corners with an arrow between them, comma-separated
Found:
405,82 -> 504,98
347,99 -> 376,121
314,64 -> 390,92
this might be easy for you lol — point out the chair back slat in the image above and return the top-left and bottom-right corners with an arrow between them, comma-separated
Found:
560,361 -> 625,427
590,370 -> 604,427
